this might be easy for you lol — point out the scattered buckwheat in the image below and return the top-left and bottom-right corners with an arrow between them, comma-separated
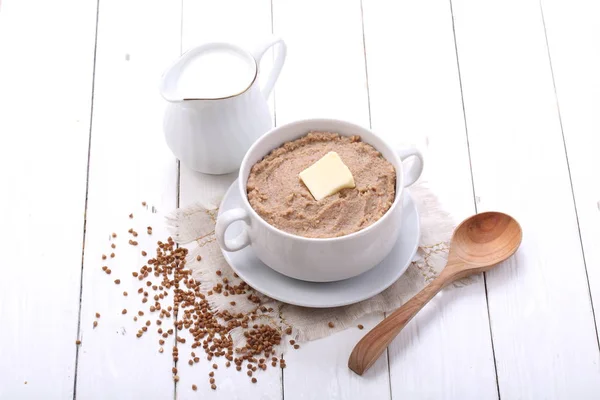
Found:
98,223 -> 296,390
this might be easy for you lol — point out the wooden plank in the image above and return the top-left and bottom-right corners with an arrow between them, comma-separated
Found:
177,1 -> 282,398
452,0 -> 600,397
0,0 -> 96,398
362,0 -> 499,397
542,0 -> 600,346
283,314 -> 390,400
178,0 -> 275,214
271,0 -> 390,399
272,0 -> 370,126
74,0 -> 182,398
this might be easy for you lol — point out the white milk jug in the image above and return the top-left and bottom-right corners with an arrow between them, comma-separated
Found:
160,37 -> 286,174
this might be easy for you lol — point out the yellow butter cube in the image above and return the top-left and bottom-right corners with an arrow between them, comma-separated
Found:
299,151 -> 356,201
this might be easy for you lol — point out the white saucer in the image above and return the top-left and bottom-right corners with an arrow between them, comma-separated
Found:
219,180 -> 420,308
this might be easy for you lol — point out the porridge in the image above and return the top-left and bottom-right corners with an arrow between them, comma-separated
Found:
246,132 -> 396,238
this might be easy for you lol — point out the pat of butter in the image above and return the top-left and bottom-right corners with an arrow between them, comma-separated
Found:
299,152 -> 355,201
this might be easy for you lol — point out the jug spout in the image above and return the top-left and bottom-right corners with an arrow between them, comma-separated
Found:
160,42 -> 258,102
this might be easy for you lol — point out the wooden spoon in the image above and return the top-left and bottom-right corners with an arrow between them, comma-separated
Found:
348,211 -> 522,376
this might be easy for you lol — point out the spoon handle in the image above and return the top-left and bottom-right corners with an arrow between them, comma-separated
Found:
348,273 -> 451,375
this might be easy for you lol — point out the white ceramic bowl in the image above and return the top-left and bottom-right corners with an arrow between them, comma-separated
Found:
215,119 -> 423,282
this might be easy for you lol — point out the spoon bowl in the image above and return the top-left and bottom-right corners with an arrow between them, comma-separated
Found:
449,211 -> 523,272
348,212 -> 522,376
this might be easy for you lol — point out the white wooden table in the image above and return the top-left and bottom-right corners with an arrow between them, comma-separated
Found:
1,0 -> 599,398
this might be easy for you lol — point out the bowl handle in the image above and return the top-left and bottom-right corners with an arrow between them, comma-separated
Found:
216,208 -> 251,252
396,147 -> 424,187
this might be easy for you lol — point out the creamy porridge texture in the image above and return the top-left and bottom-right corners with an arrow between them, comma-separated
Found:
246,132 -> 396,238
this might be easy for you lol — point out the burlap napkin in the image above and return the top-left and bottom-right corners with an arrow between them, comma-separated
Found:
166,182 -> 458,344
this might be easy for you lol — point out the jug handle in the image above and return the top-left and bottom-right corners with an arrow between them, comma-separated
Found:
252,37 -> 287,99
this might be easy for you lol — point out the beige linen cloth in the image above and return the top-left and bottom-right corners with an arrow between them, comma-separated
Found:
166,182 -> 457,343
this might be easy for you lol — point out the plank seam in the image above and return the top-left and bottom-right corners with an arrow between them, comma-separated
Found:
539,0 -> 600,354
269,2 -> 286,398
360,0 -> 373,129
174,3 -> 184,399
270,1 -> 284,398
271,0 -> 278,129
447,0 -> 501,399
72,0 -> 101,398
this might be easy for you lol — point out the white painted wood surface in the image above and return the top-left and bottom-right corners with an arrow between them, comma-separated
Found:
452,0 -> 600,398
2,0 -> 600,398
362,0 -> 498,398
75,0 -> 181,398
0,0 -> 97,398
542,0 -> 600,347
